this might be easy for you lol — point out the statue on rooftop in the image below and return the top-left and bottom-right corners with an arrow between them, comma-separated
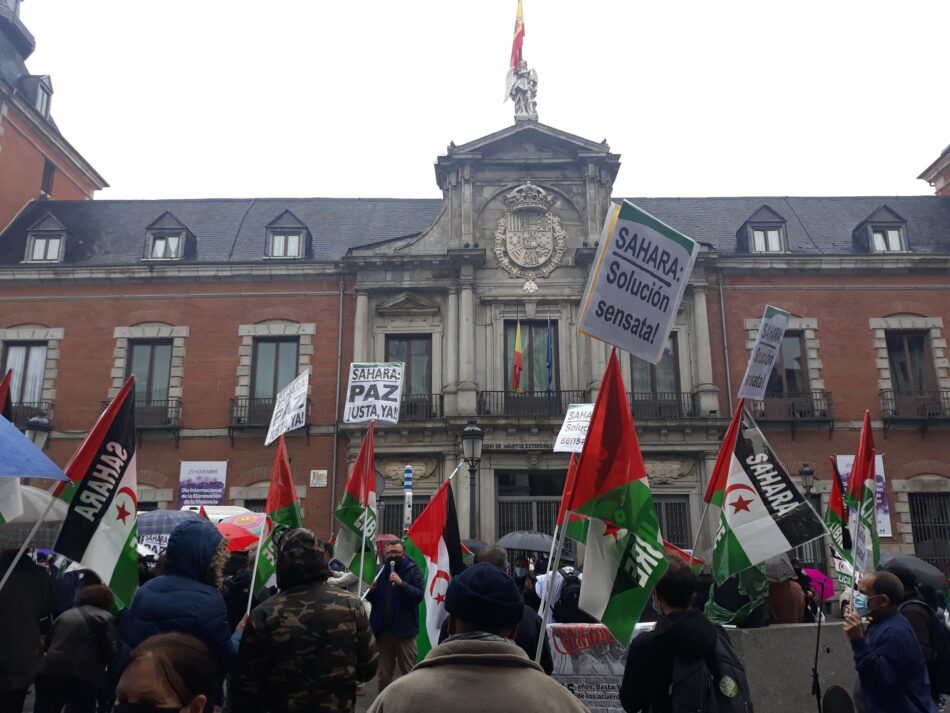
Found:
506,60 -> 538,122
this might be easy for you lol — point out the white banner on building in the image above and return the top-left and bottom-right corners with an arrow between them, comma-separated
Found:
737,305 -> 790,401
836,454 -> 892,538
265,370 -> 310,445
554,403 -> 594,453
344,362 -> 404,424
578,201 -> 698,364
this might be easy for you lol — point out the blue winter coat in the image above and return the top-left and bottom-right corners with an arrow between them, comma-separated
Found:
367,557 -> 424,639
118,520 -> 240,673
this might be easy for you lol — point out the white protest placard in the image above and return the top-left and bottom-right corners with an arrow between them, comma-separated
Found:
737,305 -> 791,401
344,362 -> 404,424
578,201 -> 698,363
554,403 -> 594,453
264,370 -> 310,445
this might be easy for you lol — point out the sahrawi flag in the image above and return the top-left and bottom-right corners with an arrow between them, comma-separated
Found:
334,421 -> 378,587
708,402 -> 827,584
567,350 -> 667,645
405,479 -> 465,660
253,435 -> 303,595
53,376 -> 139,608
825,455 -> 853,586
846,410 -> 879,577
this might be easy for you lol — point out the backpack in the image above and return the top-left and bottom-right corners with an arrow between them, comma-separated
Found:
551,568 -> 595,624
670,626 -> 753,712
899,599 -> 950,695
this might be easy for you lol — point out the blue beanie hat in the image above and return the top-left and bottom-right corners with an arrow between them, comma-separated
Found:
445,561 -> 524,629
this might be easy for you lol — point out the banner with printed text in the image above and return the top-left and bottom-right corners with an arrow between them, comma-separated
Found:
344,363 -> 404,424
554,403 -> 594,452
737,305 -> 790,401
835,454 -> 891,538
578,201 -> 698,363
265,370 -> 310,445
178,461 -> 228,506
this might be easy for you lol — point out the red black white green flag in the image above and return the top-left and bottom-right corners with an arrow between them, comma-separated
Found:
334,422 -> 378,587
709,405 -> 827,584
825,456 -> 852,586
53,377 -> 139,608
845,411 -> 878,576
252,435 -> 303,595
565,350 -> 668,644
405,479 -> 465,661
0,369 -> 13,423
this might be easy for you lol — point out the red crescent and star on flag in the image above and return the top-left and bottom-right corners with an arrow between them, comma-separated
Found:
115,486 -> 138,524
725,483 -> 756,514
429,569 -> 450,604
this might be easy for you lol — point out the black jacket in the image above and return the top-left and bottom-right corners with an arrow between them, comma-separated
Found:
619,609 -> 719,713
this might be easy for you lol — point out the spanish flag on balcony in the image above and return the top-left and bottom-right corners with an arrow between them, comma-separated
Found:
512,319 -> 523,392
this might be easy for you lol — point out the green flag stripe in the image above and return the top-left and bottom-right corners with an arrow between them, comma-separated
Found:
110,526 -> 140,609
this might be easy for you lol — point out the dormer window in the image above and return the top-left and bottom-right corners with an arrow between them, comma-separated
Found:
737,204 -> 788,254
752,228 -> 783,253
36,86 -> 51,119
871,227 -> 905,253
148,231 -> 183,260
268,232 -> 303,258
27,234 -> 63,262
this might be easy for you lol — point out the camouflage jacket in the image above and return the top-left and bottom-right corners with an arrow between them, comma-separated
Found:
234,580 -> 378,713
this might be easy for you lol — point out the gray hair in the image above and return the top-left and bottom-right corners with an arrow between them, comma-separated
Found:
475,545 -> 509,571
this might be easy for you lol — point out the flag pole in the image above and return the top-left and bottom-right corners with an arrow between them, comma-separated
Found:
687,501 -> 711,568
245,527 -> 264,616
535,516 -> 571,664
0,482 -> 59,595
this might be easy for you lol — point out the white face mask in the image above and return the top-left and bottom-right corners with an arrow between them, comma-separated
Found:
514,567 -> 527,578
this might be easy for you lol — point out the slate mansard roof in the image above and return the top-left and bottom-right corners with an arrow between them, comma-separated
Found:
1,194 -> 949,267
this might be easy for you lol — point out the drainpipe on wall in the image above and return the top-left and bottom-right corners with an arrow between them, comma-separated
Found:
717,269 -> 733,414
329,274 -> 345,533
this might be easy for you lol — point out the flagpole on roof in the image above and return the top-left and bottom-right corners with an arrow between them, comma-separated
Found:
0,482 -> 58,595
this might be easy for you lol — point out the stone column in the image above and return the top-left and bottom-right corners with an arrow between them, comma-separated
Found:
354,291 -> 368,363
444,287 -> 460,415
692,285 -> 721,416
458,269 -> 477,415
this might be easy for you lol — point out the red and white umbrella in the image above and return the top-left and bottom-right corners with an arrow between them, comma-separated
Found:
217,512 -> 267,552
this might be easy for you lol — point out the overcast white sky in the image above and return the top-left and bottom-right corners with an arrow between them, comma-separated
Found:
21,1 -> 950,200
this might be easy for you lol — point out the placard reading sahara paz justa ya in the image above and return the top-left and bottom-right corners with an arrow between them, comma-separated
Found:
578,201 -> 698,364
344,362 -> 404,424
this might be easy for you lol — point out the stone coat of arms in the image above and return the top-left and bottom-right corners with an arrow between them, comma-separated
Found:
494,182 -> 567,292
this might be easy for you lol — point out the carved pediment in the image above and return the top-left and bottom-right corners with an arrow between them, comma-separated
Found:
375,457 -> 440,490
644,458 -> 698,486
375,292 -> 442,316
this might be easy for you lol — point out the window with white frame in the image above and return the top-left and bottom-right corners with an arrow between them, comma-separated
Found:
268,232 -> 303,259
751,227 -> 784,253
871,227 -> 905,253
3,342 -> 48,404
26,234 -> 63,262
148,231 -> 183,260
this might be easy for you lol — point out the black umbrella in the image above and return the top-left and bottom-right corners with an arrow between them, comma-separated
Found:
137,509 -> 203,554
496,530 -> 554,552
879,553 -> 948,591
462,538 -> 489,554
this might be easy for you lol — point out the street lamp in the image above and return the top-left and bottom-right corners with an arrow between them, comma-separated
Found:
25,414 -> 52,451
799,463 -> 815,495
460,420 -> 484,538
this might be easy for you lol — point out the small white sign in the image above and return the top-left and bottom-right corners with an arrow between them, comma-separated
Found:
554,403 -> 594,453
265,370 -> 310,445
344,362 -> 404,424
737,305 -> 791,401
578,201 -> 698,363
309,469 -> 328,488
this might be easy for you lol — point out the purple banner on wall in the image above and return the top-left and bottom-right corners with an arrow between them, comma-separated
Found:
178,461 -> 228,506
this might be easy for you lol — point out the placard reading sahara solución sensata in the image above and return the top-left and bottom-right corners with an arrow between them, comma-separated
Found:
578,202 -> 698,364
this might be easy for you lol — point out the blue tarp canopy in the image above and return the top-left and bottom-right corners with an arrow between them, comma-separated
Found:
0,416 -> 68,481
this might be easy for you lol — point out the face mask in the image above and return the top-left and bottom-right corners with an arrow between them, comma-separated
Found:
514,567 -> 527,578
852,592 -> 872,617
115,703 -> 182,713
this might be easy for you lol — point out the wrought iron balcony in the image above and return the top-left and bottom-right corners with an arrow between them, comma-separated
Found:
399,393 -> 443,421
751,392 -> 834,421
628,392 -> 700,419
136,399 -> 182,429
11,401 -> 53,431
477,390 -> 590,418
881,390 -> 950,435
229,396 -> 312,443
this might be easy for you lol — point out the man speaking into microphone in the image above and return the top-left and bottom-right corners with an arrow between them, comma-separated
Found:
367,539 -> 424,691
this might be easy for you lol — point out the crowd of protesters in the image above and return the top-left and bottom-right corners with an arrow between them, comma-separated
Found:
1,520 -> 947,713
